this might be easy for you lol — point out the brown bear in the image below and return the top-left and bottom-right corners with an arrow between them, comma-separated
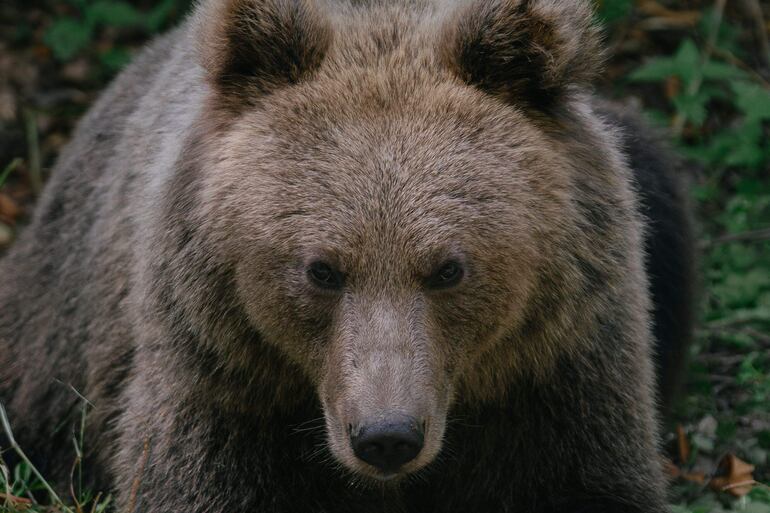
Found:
0,0 -> 694,511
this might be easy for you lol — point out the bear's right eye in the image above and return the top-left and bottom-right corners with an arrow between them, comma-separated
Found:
425,260 -> 465,290
307,261 -> 345,290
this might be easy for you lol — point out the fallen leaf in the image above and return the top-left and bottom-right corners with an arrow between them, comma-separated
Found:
676,424 -> 690,464
681,471 -> 706,484
709,453 -> 756,497
663,457 -> 680,478
0,193 -> 21,223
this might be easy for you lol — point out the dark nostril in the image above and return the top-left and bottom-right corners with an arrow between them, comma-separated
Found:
349,415 -> 424,473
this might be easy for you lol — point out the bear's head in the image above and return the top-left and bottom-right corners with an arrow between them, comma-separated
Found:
182,0 -> 636,482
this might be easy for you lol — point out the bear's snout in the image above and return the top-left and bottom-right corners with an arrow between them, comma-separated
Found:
349,414 -> 424,475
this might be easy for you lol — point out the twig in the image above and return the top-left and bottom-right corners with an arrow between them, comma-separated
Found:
73,390 -> 91,503
1,451 -> 11,507
0,492 -> 33,505
710,46 -> 770,88
693,350 -> 747,366
671,0 -> 727,136
718,479 -> 759,492
706,374 -> 736,384
699,227 -> 770,249
637,16 -> 698,31
707,313 -> 770,329
698,327 -> 770,350
737,0 -> 770,70
741,327 -> 770,347
126,437 -> 151,513
70,456 -> 84,513
89,492 -> 103,513
0,402 -> 73,512
22,108 -> 42,195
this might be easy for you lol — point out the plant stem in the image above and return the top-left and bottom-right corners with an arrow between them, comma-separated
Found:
23,108 -> 43,195
0,402 -> 73,512
0,158 -> 22,188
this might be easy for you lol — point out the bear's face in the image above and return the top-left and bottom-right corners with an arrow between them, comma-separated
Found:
206,74 -> 577,479
196,0 -> 602,481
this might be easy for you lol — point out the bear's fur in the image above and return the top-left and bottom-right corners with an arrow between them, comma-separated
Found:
0,0 -> 694,511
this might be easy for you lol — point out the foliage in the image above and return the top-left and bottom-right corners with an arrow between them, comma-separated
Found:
0,402 -> 111,513
614,1 -> 770,512
44,0 -> 190,69
630,40 -> 770,171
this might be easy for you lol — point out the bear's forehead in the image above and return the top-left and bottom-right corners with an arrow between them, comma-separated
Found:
255,69 -> 546,181
224,70 -> 562,247
252,105 -> 541,221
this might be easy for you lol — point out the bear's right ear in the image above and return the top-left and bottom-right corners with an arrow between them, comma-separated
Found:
199,0 -> 332,104
440,0 -> 603,114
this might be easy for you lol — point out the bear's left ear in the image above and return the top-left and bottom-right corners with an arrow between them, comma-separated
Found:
440,0 -> 603,113
199,0 -> 332,105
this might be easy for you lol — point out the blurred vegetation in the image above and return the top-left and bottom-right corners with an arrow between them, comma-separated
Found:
598,1 -> 770,511
1,0 -> 769,511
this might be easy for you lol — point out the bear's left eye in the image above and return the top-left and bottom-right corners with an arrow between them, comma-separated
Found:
307,261 -> 345,290
426,261 -> 464,289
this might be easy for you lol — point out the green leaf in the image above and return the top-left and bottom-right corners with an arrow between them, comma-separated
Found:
672,39 -> 701,86
86,0 -> 143,28
99,47 -> 132,72
629,56 -> 679,82
725,122 -> 766,169
629,40 -> 701,87
712,270 -> 770,309
692,182 -> 719,201
44,18 -> 92,61
732,81 -> 770,122
145,0 -> 178,32
672,90 -> 710,126
629,40 -> 745,91
701,60 -> 747,81
726,244 -> 760,271
719,123 -> 762,169
595,0 -> 633,25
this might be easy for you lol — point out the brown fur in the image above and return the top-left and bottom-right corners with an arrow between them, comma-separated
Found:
0,0 -> 693,511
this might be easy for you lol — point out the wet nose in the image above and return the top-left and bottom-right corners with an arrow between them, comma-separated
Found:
350,415 -> 424,473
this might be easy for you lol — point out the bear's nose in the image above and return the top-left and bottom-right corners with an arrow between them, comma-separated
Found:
350,415 -> 424,473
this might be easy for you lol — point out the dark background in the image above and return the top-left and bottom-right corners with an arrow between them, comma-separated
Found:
0,1 -> 768,511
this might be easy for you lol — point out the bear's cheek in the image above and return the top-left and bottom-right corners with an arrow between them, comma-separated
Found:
427,275 -> 533,374
233,256 -> 336,375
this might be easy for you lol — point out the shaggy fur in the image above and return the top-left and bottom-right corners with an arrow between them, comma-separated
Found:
0,0 -> 694,511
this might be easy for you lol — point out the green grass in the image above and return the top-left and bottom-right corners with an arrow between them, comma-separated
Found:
0,402 -> 112,513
